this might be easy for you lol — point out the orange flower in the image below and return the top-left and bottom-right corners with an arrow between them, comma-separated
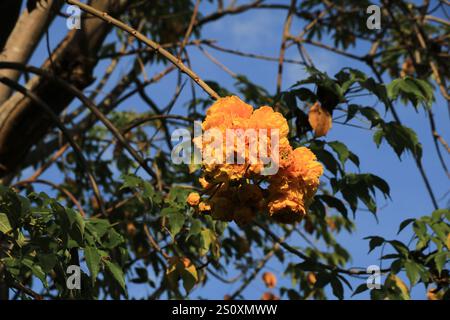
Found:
196,96 -> 323,225
206,96 -> 253,119
285,147 -> 323,184
249,106 -> 289,139
278,141 -> 293,169
186,192 -> 201,207
199,176 -> 212,189
203,96 -> 253,132
262,272 -> 277,289
267,187 -> 306,223
198,201 -> 211,212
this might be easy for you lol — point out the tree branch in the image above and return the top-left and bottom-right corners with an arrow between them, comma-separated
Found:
67,0 -> 220,100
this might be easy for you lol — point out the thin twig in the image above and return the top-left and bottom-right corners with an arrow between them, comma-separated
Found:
14,179 -> 86,217
67,0 -> 220,100
0,76 -> 106,216
28,143 -> 69,181
11,282 -> 43,300
178,0 -> 201,57
255,221 -> 390,276
0,62 -> 158,180
198,45 -> 237,78
276,0 -> 297,95
205,42 -> 304,65
144,225 -> 169,260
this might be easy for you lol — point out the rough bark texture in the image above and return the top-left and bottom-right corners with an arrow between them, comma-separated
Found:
0,0 -> 130,178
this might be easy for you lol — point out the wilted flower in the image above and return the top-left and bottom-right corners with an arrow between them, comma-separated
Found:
262,272 -> 277,289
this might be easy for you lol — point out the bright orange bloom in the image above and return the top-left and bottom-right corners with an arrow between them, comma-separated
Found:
186,192 -> 201,207
198,176 -> 212,189
195,96 -> 323,225
267,181 -> 306,223
203,96 -> 253,132
266,147 -> 323,223
249,106 -> 289,139
198,201 -> 211,212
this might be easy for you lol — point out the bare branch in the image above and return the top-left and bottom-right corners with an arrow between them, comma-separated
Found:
67,0 -> 220,100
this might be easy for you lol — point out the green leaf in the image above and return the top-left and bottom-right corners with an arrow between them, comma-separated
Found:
310,142 -> 340,175
330,277 -> 344,300
366,174 -> 390,198
167,211 -> 186,237
199,229 -> 213,256
66,208 -> 85,244
188,219 -> 202,239
292,87 -> 316,103
360,107 -> 382,127
0,212 -> 12,234
105,260 -> 126,290
181,263 -> 198,294
317,195 -> 348,218
433,252 -> 448,275
430,223 -> 448,244
87,218 -> 111,239
364,236 -> 385,253
389,240 -> 410,257
413,220 -> 428,241
38,254 -> 57,273
404,260 -> 420,286
352,283 -> 369,296
397,219 -> 415,235
345,104 -> 359,123
84,247 -> 101,283
120,173 -> 142,190
374,122 -> 422,160
386,274 -> 410,299
328,141 -> 350,165
22,258 -> 47,287
103,228 -> 124,249
359,78 -> 389,106
387,77 -> 434,108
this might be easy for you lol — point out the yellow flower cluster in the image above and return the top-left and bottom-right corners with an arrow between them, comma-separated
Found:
188,96 -> 323,224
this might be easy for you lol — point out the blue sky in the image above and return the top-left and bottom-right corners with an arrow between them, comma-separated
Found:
19,1 -> 449,299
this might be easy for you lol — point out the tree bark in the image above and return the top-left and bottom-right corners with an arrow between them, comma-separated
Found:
0,0 -> 130,178
0,0 -> 23,51
0,0 -> 62,105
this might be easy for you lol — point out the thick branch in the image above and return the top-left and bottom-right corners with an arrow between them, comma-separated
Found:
0,0 -> 130,178
0,0 -> 62,104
